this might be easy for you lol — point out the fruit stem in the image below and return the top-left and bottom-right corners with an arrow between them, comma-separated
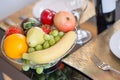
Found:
66,17 -> 70,21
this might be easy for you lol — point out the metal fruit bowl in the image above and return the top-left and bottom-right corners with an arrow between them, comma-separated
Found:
1,28 -> 77,70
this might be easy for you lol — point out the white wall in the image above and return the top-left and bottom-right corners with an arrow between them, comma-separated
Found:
0,0 -> 35,20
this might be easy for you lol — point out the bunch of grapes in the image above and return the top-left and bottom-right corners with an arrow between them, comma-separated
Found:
27,29 -> 64,53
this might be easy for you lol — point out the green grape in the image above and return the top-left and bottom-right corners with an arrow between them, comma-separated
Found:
43,41 -> 50,49
24,22 -> 32,29
49,35 -> 54,39
22,64 -> 30,71
44,34 -> 51,40
58,31 -> 64,38
35,44 -> 43,51
49,38 -> 56,46
50,30 -> 59,37
28,18 -> 39,26
36,67 -> 43,74
49,35 -> 54,41
29,18 -> 36,23
54,36 -> 60,42
28,47 -> 35,53
43,64 -> 51,69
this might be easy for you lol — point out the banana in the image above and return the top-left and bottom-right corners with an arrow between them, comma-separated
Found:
23,31 -> 77,64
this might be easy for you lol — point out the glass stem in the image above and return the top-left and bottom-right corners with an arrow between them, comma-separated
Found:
72,9 -> 82,30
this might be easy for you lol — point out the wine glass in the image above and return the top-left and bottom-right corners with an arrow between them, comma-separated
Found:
66,0 -> 92,45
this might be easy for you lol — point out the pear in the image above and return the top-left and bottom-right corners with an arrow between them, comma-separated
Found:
27,27 -> 45,47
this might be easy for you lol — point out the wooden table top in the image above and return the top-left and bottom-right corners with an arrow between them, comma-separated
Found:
62,20 -> 120,80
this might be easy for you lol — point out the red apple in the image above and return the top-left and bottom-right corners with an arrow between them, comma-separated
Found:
53,11 -> 76,32
40,9 -> 56,26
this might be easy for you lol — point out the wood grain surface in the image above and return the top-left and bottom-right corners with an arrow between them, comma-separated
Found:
62,20 -> 120,80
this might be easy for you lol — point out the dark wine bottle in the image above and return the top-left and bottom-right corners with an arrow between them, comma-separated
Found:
95,0 -> 116,34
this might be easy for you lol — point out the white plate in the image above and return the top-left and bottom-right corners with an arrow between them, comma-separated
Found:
32,0 -> 87,18
109,30 -> 120,59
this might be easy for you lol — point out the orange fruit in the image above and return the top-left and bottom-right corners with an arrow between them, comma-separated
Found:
3,33 -> 28,59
